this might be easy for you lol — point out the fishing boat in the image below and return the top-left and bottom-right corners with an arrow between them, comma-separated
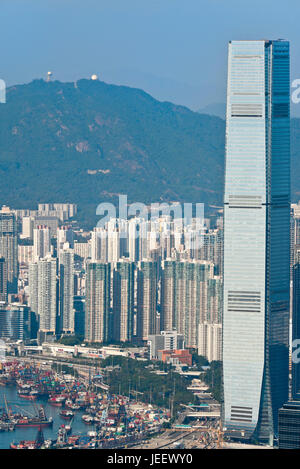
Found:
82,414 -> 100,425
65,399 -> 81,410
10,440 -> 36,449
10,426 -> 46,449
0,375 -> 15,386
14,406 -> 53,428
48,395 -> 65,407
17,389 -> 38,400
59,409 -> 74,420
82,414 -> 95,424
0,422 -> 15,432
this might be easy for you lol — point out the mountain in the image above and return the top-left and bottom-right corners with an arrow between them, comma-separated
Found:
0,79 -> 299,228
0,79 -> 225,227
198,103 -> 226,119
102,68 -> 205,111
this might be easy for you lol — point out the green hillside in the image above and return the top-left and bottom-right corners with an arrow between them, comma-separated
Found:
0,78 -> 299,227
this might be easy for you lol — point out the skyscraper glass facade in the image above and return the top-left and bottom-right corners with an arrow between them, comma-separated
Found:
223,40 -> 290,443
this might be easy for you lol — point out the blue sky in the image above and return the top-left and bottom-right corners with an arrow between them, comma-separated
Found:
1,0 -> 299,110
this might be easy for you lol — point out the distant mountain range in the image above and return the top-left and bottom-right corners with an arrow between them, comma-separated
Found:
198,103 -> 226,119
0,79 -> 299,228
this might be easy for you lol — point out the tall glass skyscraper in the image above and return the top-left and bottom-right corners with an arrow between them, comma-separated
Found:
223,40 -> 290,444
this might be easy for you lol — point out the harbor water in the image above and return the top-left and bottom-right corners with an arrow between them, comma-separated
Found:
0,385 -> 94,449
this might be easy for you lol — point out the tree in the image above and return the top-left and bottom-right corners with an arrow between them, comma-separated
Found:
59,335 -> 83,346
203,361 -> 223,402
191,352 -> 209,369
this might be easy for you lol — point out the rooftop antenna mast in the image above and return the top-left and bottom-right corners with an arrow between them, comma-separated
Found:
46,71 -> 53,82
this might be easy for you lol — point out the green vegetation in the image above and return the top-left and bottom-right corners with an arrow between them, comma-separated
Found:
101,356 -> 194,419
191,352 -> 209,369
86,340 -> 136,349
0,79 -> 225,228
58,335 -> 83,346
1,79 -> 300,228
203,360 -> 223,403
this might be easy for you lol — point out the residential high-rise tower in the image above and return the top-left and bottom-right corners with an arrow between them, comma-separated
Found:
59,247 -> 75,334
0,206 -> 18,293
136,260 -> 158,341
85,262 -> 111,343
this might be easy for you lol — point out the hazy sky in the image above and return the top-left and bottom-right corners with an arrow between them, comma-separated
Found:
1,0 -> 299,110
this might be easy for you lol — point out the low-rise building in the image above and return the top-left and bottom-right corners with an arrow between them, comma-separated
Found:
158,349 -> 192,367
147,330 -> 184,359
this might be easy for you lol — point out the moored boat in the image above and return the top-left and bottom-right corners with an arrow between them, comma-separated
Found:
59,409 -> 74,420
14,406 -> 53,428
48,395 -> 65,407
10,440 -> 36,449
17,390 -> 38,401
